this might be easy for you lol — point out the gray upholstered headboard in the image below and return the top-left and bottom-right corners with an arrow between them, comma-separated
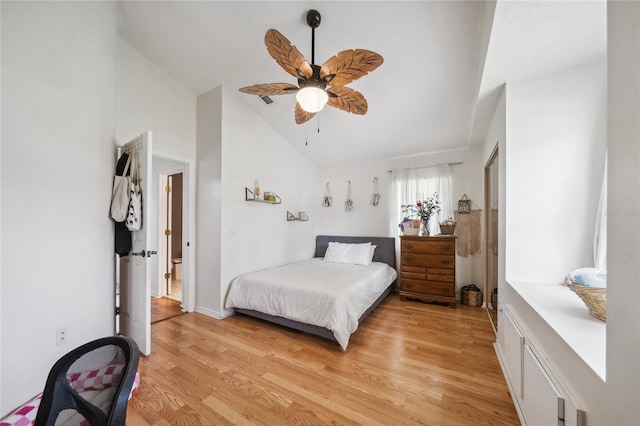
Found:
315,235 -> 396,269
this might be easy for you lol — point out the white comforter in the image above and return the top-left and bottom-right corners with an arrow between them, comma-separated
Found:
224,258 -> 397,350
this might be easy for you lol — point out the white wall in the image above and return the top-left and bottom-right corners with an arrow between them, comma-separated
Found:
195,86 -> 223,317
505,59 -> 606,283
1,2 -> 117,414
319,163 -> 392,237
606,1 -> 640,422
218,89 -> 320,316
116,38 -> 197,310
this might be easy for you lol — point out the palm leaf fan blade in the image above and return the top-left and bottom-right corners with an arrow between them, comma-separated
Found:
239,83 -> 299,96
320,49 -> 383,86
295,103 -> 316,124
327,86 -> 368,115
264,29 -> 313,80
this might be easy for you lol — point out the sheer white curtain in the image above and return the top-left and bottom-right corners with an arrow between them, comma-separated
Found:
390,164 -> 454,237
594,153 -> 607,270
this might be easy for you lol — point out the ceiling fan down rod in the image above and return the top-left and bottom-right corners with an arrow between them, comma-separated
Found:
306,10 -> 321,65
311,26 -> 315,65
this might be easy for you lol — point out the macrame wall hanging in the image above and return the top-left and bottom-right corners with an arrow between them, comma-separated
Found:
323,182 -> 332,207
454,193 -> 481,257
345,180 -> 353,212
371,177 -> 380,206
455,210 -> 482,257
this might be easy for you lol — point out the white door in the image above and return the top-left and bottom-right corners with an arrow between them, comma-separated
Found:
119,131 -> 153,355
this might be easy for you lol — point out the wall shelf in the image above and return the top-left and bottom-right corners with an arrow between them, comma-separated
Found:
245,187 -> 281,204
287,211 -> 309,221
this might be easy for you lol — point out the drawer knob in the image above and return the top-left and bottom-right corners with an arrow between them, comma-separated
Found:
441,245 -> 450,251
441,259 -> 451,265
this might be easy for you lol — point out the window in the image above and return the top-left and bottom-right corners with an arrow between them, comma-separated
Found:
390,164 -> 454,236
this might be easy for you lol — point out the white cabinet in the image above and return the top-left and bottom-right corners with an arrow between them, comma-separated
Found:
523,345 -> 565,426
503,309 -> 524,401
498,305 -> 580,426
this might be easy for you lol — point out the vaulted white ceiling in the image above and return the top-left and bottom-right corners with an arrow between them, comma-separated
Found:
118,1 -> 606,168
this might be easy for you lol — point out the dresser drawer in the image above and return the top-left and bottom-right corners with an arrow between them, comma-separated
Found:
401,265 -> 426,280
401,240 -> 455,255
401,253 -> 455,268
427,273 -> 455,283
401,279 -> 455,297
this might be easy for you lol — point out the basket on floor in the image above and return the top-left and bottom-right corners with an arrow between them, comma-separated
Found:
567,283 -> 606,322
461,284 -> 482,307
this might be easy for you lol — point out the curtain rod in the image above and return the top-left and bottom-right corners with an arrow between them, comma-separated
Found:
387,161 -> 462,173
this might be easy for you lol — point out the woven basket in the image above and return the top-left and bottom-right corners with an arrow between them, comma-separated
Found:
567,283 -> 606,322
439,223 -> 456,235
461,284 -> 482,307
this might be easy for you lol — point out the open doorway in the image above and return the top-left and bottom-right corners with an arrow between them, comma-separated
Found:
151,157 -> 188,324
163,172 -> 183,302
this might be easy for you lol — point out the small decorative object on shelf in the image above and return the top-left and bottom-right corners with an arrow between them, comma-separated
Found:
323,182 -> 332,207
457,194 -> 471,214
287,211 -> 309,221
245,187 -> 281,204
371,177 -> 380,206
254,180 -> 261,197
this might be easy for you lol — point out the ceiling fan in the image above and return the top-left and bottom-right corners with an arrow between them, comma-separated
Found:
239,10 -> 383,125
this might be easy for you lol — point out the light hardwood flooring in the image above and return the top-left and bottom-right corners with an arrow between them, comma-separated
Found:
151,296 -> 184,324
127,295 -> 519,425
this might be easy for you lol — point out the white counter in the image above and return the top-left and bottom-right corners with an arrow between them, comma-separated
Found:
508,280 -> 606,380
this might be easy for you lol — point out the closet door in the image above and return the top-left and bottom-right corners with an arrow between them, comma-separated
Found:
484,146 -> 499,330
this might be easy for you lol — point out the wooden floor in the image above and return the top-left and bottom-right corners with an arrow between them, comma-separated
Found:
151,297 -> 184,324
127,295 -> 519,425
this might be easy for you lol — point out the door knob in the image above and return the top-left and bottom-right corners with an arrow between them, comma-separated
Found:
146,250 -> 158,257
131,250 -> 145,257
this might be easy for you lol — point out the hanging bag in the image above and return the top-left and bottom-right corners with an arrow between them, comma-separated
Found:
345,180 -> 353,212
371,177 -> 380,206
110,155 -> 131,222
126,151 -> 142,231
323,182 -> 332,207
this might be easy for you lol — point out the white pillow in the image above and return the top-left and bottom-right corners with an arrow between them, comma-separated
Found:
323,242 -> 372,265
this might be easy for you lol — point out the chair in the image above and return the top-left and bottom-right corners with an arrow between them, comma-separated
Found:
34,336 -> 139,426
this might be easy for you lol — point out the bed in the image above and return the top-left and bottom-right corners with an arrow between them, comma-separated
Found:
224,235 -> 397,349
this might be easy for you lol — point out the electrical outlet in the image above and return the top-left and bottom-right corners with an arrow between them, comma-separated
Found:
56,326 -> 67,346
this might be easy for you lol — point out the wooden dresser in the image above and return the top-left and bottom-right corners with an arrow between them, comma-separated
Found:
399,235 -> 457,308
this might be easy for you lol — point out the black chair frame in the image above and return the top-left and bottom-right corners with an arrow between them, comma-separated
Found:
34,336 -> 139,426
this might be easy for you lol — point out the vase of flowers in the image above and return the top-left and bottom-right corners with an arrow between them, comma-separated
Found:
401,193 -> 441,236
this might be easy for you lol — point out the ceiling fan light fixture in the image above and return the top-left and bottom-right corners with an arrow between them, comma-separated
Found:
296,86 -> 328,113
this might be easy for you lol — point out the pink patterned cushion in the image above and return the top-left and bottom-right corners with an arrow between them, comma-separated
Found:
0,395 -> 41,426
67,364 -> 125,392
0,371 -> 140,426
